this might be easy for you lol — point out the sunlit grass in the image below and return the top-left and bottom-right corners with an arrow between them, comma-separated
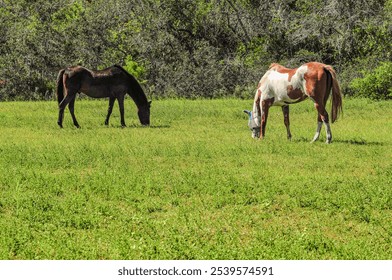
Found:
0,98 -> 391,259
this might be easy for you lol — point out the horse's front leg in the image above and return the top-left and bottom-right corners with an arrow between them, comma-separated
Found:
259,98 -> 274,139
282,105 -> 292,140
117,95 -> 126,127
105,96 -> 115,126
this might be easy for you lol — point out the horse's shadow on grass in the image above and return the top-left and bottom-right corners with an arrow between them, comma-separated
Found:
333,139 -> 385,146
292,137 -> 384,146
111,124 -> 171,129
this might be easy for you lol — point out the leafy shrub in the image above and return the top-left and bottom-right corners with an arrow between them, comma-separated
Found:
350,61 -> 392,100
123,55 -> 146,82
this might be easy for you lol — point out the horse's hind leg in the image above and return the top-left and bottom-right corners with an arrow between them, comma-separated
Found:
57,108 -> 64,128
68,95 -> 80,128
282,105 -> 292,140
312,103 -> 332,143
324,120 -> 332,144
105,96 -> 115,126
311,120 -> 323,143
58,93 -> 74,128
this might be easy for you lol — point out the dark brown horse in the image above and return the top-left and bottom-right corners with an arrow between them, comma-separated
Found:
56,65 -> 151,128
244,62 -> 342,143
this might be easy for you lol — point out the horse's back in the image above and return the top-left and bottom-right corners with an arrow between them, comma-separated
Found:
302,62 -> 331,79
267,61 -> 331,89
62,65 -> 128,97
64,65 -> 125,80
257,63 -> 312,104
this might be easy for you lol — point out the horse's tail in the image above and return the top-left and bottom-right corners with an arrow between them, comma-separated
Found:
324,65 -> 342,123
56,69 -> 66,104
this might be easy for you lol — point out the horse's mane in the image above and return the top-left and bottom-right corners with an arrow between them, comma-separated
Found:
113,64 -> 131,77
112,64 -> 148,105
269,63 -> 289,71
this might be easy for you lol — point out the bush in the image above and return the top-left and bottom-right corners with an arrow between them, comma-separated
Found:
350,61 -> 392,100
123,55 -> 146,82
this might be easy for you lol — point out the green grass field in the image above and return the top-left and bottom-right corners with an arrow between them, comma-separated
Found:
0,98 -> 391,259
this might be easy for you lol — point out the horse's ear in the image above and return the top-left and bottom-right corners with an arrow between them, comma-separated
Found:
243,110 -> 251,116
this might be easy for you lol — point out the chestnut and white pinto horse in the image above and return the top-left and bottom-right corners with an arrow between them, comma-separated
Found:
244,62 -> 342,143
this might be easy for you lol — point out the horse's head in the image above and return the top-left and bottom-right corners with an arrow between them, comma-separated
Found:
138,101 -> 152,126
243,110 -> 260,138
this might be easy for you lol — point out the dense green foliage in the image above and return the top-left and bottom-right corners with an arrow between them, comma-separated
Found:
0,0 -> 391,100
0,99 -> 391,259
350,62 -> 392,100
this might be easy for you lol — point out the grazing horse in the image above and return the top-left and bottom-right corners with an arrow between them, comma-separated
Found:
56,65 -> 151,128
244,62 -> 342,143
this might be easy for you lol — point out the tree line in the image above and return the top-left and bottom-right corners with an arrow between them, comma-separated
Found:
0,0 -> 391,101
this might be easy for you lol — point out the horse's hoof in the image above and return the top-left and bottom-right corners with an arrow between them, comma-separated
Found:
311,137 -> 319,143
58,123 -> 63,128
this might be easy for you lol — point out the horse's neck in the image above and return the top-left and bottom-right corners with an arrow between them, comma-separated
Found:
127,81 -> 148,108
252,101 -> 259,114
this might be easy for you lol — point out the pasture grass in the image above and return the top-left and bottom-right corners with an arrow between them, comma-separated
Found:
0,98 -> 391,259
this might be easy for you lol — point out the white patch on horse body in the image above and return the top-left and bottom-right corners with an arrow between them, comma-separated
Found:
255,67 -> 308,106
266,71 -> 290,102
293,65 -> 308,92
